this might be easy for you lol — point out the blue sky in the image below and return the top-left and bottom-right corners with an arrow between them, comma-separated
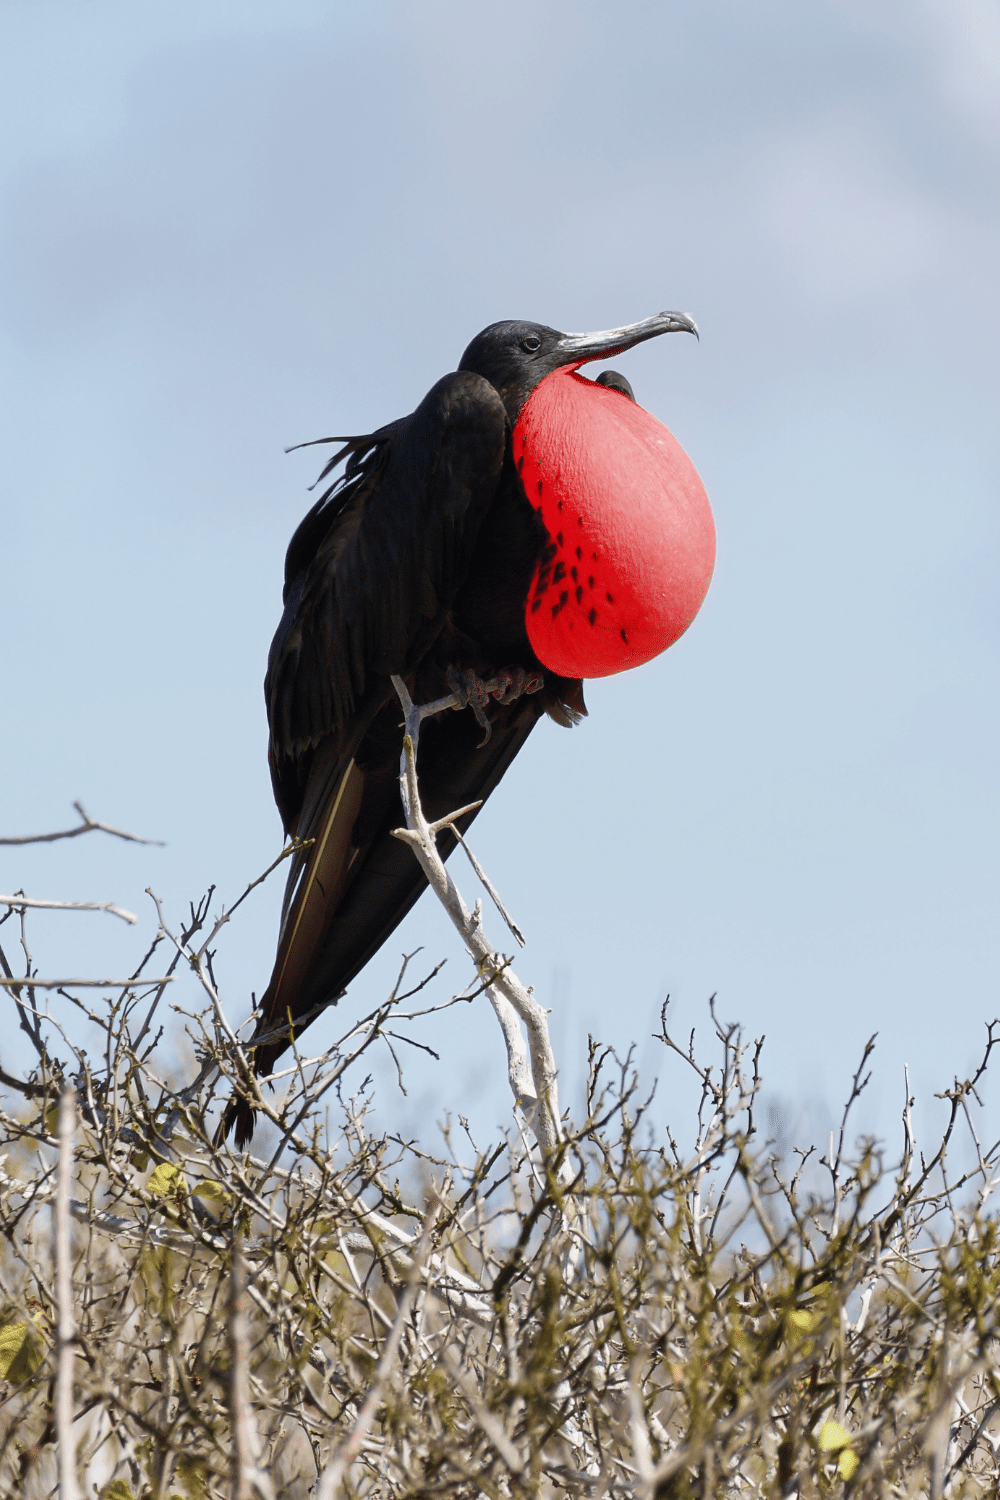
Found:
2,1 -> 998,1155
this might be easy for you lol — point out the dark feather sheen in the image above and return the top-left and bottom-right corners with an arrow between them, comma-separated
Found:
225,338 -> 601,1149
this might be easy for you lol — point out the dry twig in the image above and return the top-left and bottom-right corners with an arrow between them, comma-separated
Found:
1,769 -> 1000,1498
54,1087 -> 80,1500
0,800 -> 163,847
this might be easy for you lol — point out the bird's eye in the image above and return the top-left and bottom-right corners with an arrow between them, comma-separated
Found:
521,335 -> 541,352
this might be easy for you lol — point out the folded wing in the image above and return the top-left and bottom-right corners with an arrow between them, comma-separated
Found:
228,373 -> 512,1143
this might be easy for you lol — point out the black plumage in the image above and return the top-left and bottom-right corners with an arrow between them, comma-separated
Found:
226,312 -> 696,1146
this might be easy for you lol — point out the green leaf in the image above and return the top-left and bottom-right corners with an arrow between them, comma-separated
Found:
838,1448 -> 859,1481
819,1419 -> 852,1452
147,1162 -> 184,1196
192,1179 -> 228,1203
102,1482 -> 137,1500
175,1450 -> 211,1499
0,1319 -> 42,1383
0,1323 -> 28,1379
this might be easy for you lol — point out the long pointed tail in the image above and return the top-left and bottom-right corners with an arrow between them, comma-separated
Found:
217,759 -> 365,1147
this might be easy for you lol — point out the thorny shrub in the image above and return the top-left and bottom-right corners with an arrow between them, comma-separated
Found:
1,809 -> 1000,1500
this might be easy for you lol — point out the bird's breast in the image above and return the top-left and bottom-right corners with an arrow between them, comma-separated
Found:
449,457 -> 549,665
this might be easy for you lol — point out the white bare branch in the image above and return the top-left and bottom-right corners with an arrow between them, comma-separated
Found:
389,675 -> 562,1152
54,1087 -> 81,1500
229,1233 -> 274,1500
0,895 -> 138,925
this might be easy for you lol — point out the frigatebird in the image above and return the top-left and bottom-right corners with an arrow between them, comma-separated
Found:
226,312 -> 715,1146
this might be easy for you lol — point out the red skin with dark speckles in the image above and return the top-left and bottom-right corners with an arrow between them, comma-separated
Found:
515,367 -> 716,679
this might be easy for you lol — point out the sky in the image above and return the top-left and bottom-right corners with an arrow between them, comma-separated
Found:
1,0 -> 998,1161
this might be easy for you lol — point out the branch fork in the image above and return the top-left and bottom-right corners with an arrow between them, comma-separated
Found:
389,676 -> 562,1153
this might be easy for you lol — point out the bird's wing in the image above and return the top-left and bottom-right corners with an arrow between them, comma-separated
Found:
242,372 -> 509,1104
243,690 -> 545,1112
266,371 -> 509,801
276,693 -> 544,1048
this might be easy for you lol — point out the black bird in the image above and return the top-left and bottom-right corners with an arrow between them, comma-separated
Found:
227,312 -> 711,1146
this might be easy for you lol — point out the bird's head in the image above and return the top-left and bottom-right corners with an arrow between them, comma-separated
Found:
458,311 -> 697,423
461,310 -> 713,681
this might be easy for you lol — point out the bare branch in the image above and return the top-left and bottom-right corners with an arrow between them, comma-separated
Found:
228,1234 -> 274,1500
315,1200 -> 440,1500
0,895 -> 138,925
389,674 -> 562,1152
0,976 -> 174,989
452,828 -> 525,946
5,712 -> 1000,1498
54,1087 -> 81,1500
0,800 -> 164,847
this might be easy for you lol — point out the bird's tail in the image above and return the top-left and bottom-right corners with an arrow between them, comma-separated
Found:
216,759 -> 364,1148
217,1095 -> 257,1151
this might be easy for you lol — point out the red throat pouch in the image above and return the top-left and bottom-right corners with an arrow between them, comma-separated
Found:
515,367 -> 716,679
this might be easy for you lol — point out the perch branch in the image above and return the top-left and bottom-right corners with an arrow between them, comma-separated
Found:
389,676 -> 562,1152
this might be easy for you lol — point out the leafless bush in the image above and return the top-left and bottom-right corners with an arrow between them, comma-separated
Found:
2,696 -> 1000,1499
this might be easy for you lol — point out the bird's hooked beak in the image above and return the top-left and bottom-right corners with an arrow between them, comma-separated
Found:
554,310 -> 699,368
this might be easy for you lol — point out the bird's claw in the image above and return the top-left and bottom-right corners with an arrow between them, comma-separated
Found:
489,666 -> 544,705
447,666 -> 545,746
447,667 -> 493,742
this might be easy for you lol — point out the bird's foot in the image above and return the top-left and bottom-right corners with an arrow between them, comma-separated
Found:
447,667 -> 493,739
446,666 -> 544,745
487,665 -> 544,706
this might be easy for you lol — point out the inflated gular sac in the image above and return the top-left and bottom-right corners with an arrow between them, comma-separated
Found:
515,367 -> 716,679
